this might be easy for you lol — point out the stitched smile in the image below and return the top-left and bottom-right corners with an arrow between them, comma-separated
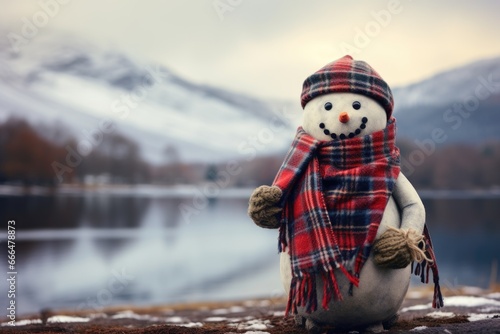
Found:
319,117 -> 368,140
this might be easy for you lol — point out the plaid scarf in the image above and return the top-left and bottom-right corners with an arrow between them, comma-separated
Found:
274,118 -> 442,315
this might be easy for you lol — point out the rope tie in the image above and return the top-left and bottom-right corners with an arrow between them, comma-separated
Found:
373,226 -> 433,268
396,227 -> 433,263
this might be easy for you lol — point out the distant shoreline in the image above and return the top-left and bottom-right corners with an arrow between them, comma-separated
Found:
1,184 -> 500,199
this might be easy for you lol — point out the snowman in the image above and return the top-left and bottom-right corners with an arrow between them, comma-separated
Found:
248,55 -> 443,332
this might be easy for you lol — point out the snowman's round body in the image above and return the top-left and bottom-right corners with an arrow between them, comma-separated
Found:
280,198 -> 410,328
279,92 -> 424,329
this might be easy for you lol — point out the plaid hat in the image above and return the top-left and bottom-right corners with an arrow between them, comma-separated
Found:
301,55 -> 394,118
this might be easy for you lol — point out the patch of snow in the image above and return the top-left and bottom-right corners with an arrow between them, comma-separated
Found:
111,311 -> 138,319
244,323 -> 269,330
487,292 -> 500,299
427,311 -> 455,318
229,319 -> 272,330
467,313 -> 500,322
401,304 -> 432,312
445,296 -> 500,307
1,319 -> 42,326
111,311 -> 162,322
204,316 -> 227,322
164,316 -> 185,323
227,317 -> 243,323
272,310 -> 286,317
110,311 -> 202,327
411,326 -> 428,331
402,295 -> 500,313
48,315 -> 90,323
179,322 -> 203,328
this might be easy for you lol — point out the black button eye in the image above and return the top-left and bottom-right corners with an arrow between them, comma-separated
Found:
352,101 -> 361,110
324,102 -> 332,111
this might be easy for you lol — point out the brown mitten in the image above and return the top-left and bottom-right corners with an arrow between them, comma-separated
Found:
373,227 -> 432,269
248,185 -> 282,229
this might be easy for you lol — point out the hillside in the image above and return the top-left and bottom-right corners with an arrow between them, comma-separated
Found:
0,32 -> 499,166
0,33 -> 297,164
393,56 -> 500,144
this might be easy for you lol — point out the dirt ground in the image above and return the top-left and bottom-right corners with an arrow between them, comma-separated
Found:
2,290 -> 500,333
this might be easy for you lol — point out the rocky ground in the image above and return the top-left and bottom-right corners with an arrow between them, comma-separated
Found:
2,289 -> 500,333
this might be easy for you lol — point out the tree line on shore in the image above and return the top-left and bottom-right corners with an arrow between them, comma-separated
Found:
0,117 -> 499,190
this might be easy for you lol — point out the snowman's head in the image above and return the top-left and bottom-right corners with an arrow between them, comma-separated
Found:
302,92 -> 387,141
300,55 -> 393,141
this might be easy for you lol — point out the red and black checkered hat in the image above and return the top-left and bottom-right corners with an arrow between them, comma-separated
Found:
301,55 -> 394,118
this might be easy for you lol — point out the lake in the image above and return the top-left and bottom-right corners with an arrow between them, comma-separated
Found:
0,185 -> 499,316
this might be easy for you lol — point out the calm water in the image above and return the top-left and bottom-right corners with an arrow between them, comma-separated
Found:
0,186 -> 499,316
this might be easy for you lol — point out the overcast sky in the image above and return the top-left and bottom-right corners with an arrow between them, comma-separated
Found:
1,0 -> 500,101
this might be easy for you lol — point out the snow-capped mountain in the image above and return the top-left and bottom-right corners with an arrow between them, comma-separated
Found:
0,32 -> 499,165
0,33 -> 300,164
393,56 -> 500,144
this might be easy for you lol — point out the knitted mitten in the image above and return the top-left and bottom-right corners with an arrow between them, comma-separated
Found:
248,185 -> 282,229
373,227 -> 432,269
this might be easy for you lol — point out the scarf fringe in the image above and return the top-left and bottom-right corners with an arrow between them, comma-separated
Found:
285,275 -> 311,316
411,260 -> 443,309
286,237 -> 444,316
285,271 -> 345,316
411,226 -> 444,309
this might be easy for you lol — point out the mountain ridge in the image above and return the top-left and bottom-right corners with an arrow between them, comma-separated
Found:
393,55 -> 500,144
0,33 -> 499,164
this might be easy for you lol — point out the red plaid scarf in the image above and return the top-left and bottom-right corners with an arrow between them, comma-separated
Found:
274,118 -> 442,314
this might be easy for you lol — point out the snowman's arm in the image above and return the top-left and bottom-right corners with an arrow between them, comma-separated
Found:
374,173 -> 427,268
392,172 -> 425,235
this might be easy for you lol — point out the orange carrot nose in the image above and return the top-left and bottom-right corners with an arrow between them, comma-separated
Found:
339,112 -> 350,123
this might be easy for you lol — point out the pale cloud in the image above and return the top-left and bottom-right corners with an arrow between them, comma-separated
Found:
1,0 -> 499,101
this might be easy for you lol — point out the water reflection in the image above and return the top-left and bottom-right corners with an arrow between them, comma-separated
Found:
0,191 -> 498,315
